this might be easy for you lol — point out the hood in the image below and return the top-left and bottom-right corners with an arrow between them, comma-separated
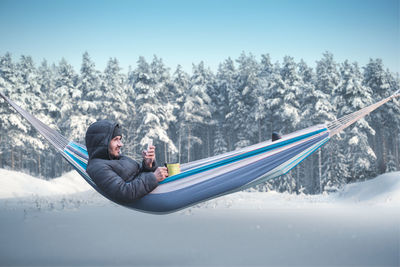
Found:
85,120 -> 119,160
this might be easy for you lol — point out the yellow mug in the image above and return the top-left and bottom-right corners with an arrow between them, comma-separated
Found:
165,163 -> 181,177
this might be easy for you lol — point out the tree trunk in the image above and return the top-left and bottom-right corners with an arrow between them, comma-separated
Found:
395,130 -> 400,168
61,156 -> 63,176
11,150 -> 15,170
309,155 -> 314,193
318,148 -> 322,193
0,135 -> 2,168
380,126 -> 387,173
38,154 -> 41,177
19,150 -> 22,170
164,142 -> 167,164
258,119 -> 261,143
187,126 -> 191,163
270,120 -> 274,140
207,128 -> 210,157
178,131 -> 181,163
295,167 -> 300,193
228,132 -> 232,152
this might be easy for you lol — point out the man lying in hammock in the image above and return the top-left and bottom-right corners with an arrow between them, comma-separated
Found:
85,120 -> 168,203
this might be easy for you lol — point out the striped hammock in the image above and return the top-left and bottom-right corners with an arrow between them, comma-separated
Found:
1,90 -> 399,214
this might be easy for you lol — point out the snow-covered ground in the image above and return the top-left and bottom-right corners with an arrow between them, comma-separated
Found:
0,169 -> 399,266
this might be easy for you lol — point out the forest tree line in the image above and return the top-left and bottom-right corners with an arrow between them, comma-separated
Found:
0,51 -> 399,194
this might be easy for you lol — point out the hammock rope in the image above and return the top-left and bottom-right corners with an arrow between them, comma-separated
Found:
0,93 -> 69,151
327,90 -> 400,136
0,89 -> 398,214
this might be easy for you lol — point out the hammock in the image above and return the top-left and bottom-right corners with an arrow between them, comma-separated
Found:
1,90 -> 399,214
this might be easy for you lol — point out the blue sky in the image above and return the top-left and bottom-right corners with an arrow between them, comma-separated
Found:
0,0 -> 398,73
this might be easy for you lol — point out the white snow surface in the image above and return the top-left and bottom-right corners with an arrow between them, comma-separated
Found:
0,169 -> 399,266
0,168 -> 399,207
0,168 -> 92,198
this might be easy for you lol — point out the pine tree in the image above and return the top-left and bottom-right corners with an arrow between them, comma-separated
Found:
0,53 -> 17,168
0,54 -> 26,170
15,56 -> 47,175
215,58 -> 235,154
101,58 -> 128,123
52,58 -> 78,137
171,65 -> 190,162
300,60 -> 335,193
385,71 -> 400,170
363,59 -> 393,173
277,56 -> 302,132
229,52 -> 259,149
183,62 -> 212,162
150,55 -> 177,162
258,54 -> 274,141
338,61 -> 376,181
269,56 -> 304,192
297,59 -> 321,193
50,58 -> 78,174
37,59 -> 59,177
315,52 -> 346,192
131,56 -> 176,162
70,52 -> 101,143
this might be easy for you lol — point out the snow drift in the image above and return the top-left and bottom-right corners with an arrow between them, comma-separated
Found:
0,168 -> 92,198
0,168 -> 399,208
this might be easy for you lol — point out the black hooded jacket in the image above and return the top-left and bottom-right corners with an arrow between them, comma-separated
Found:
85,120 -> 159,203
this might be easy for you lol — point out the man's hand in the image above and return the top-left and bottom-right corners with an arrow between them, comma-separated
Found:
142,145 -> 155,168
154,167 -> 168,182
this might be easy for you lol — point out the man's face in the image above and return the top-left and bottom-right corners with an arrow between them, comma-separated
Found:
109,136 -> 123,158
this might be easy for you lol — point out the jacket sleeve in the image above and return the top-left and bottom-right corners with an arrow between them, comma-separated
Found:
141,159 -> 158,172
88,163 -> 159,203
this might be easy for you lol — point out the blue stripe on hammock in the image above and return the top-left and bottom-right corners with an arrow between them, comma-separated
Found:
64,150 -> 88,171
67,142 -> 89,159
281,137 -> 330,175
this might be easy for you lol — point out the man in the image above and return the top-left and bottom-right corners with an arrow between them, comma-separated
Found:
85,120 -> 168,203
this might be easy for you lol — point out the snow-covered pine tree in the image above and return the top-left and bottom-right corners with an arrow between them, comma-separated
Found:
0,53 -> 18,169
70,52 -> 101,143
230,52 -> 259,149
37,60 -> 58,119
101,58 -> 128,124
200,63 -> 218,159
37,59 -> 60,177
127,57 -> 152,157
297,60 -> 318,193
131,56 -> 175,162
51,58 -> 78,174
214,58 -> 235,155
171,65 -> 190,163
277,56 -> 302,132
264,62 -> 284,136
337,61 -> 376,181
183,62 -> 212,162
315,52 -> 347,192
150,56 -> 177,162
0,54 -> 32,171
15,56 -> 54,176
52,58 -> 78,137
299,59 -> 336,193
266,56 -> 303,193
363,59 -> 397,173
384,71 -> 400,170
257,54 -> 274,141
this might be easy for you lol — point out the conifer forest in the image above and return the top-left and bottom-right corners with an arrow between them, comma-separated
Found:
0,51 -> 399,194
